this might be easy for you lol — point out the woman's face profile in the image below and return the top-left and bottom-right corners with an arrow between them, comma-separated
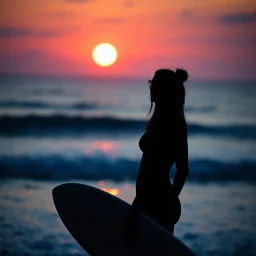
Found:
148,79 -> 156,103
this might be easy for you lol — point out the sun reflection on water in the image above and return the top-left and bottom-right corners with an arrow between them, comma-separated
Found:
100,188 -> 120,196
83,140 -> 117,155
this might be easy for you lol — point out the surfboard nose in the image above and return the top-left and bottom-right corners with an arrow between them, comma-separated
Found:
52,183 -> 71,204
52,183 -> 84,207
52,185 -> 62,205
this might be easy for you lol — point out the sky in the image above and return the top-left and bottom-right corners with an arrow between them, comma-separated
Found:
1,0 -> 256,79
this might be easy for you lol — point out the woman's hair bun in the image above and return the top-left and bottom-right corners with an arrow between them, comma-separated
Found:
175,68 -> 188,83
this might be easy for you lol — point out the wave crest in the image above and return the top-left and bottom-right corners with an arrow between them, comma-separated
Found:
0,155 -> 255,183
0,115 -> 255,139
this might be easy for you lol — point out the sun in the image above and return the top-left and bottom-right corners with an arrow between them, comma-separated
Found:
92,43 -> 118,67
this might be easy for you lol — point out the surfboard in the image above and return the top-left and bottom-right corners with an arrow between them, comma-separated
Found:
52,183 -> 196,256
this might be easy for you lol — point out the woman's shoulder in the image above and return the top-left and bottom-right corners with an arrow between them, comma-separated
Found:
145,116 -> 187,139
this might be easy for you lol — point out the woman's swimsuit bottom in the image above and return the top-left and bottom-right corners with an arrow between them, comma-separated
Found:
133,180 -> 181,234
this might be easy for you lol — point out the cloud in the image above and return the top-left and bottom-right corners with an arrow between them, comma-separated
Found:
178,10 -> 206,23
0,49 -> 86,75
51,11 -> 74,18
67,0 -> 93,2
179,10 -> 194,18
0,26 -> 79,38
219,12 -> 256,25
0,26 -> 60,38
123,1 -> 135,7
93,18 -> 124,24
161,33 -> 256,48
179,10 -> 256,26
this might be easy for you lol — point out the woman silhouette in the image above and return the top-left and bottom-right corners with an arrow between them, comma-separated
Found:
124,68 -> 189,238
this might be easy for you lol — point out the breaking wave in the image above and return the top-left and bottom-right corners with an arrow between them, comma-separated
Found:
0,115 -> 255,139
0,154 -> 255,183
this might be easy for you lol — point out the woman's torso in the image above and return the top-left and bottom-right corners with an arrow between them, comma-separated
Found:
135,117 -> 186,224
136,120 -> 179,195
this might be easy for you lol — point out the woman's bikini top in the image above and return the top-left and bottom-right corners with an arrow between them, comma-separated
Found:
138,123 -> 174,154
139,130 -> 149,153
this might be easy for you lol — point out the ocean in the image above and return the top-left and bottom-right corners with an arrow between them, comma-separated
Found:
0,75 -> 256,255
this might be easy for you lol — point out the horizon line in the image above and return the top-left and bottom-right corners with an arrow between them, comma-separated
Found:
0,72 -> 255,83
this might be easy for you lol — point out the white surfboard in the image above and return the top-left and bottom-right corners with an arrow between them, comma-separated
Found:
52,183 -> 196,256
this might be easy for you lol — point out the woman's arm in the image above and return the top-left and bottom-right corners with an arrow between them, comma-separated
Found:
173,123 -> 189,197
122,195 -> 140,242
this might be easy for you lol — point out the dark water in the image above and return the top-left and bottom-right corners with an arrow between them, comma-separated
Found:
0,179 -> 256,256
0,76 -> 255,183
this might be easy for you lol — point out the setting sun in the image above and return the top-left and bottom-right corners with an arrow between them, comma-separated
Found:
92,43 -> 118,67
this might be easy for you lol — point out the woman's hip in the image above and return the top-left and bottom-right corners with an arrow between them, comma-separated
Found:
133,184 -> 181,224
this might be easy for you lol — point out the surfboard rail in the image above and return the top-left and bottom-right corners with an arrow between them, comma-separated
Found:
52,183 -> 197,256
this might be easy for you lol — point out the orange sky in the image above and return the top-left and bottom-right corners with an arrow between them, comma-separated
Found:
1,0 -> 256,79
